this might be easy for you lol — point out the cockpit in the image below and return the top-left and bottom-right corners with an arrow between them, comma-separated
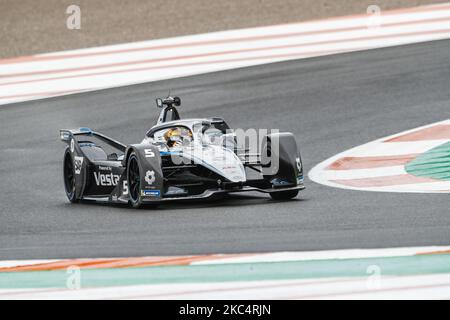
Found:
146,95 -> 235,151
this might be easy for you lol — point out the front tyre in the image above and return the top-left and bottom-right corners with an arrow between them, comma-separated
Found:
127,152 -> 144,208
270,189 -> 299,200
63,149 -> 78,203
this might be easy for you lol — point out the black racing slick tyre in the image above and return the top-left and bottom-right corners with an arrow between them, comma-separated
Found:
63,149 -> 78,203
127,152 -> 144,209
270,189 -> 299,200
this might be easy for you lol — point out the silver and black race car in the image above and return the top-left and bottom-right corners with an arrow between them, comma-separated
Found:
60,96 -> 304,208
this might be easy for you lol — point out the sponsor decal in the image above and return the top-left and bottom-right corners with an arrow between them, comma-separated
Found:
98,166 -> 112,171
271,178 -> 292,186
70,139 -> 75,152
165,186 -> 187,195
296,157 -> 302,172
145,170 -> 156,185
74,156 -> 84,174
296,157 -> 303,185
141,190 -> 161,197
93,172 -> 120,186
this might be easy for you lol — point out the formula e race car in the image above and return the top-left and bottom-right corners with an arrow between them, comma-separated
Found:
60,96 -> 304,208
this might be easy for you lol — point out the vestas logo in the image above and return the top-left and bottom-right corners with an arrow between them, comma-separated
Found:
94,172 -> 120,186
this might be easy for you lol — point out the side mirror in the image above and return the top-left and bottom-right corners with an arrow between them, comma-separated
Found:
156,98 -> 163,108
173,96 -> 181,106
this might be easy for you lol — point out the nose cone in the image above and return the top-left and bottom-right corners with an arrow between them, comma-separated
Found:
186,145 -> 246,182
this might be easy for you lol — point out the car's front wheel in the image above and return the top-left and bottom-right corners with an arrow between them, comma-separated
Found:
127,152 -> 144,208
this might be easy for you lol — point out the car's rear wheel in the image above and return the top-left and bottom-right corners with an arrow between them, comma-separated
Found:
127,153 -> 143,208
270,189 -> 299,200
63,149 -> 78,203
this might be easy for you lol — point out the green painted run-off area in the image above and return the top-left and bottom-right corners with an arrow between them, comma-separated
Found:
406,141 -> 450,180
0,254 -> 450,289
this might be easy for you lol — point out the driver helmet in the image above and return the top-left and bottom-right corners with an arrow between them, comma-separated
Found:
164,127 -> 192,147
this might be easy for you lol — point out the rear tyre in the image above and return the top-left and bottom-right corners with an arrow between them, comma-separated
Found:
270,189 -> 299,200
127,152 -> 144,208
63,149 -> 78,203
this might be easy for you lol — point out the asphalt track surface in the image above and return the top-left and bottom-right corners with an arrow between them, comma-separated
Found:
1,40 -> 450,260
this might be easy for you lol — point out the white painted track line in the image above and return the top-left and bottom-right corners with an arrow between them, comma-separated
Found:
309,119 -> 450,193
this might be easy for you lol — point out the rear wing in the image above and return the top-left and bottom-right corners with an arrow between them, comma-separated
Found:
59,128 -> 127,153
